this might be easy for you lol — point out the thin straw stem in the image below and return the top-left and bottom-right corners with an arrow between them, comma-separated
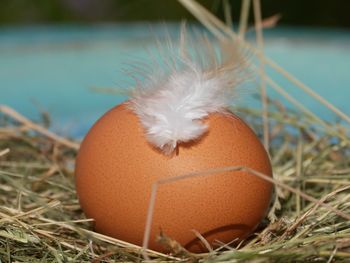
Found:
263,75 -> 329,128
223,0 -> 233,30
0,148 -> 10,157
238,0 -> 251,38
264,74 -> 350,142
177,0 -> 226,41
177,0 -> 350,125
0,105 -> 80,150
141,165 -> 350,260
265,57 -> 350,125
253,0 -> 269,150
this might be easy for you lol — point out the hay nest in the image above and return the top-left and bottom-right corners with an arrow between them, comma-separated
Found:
0,1 -> 349,262
0,97 -> 349,262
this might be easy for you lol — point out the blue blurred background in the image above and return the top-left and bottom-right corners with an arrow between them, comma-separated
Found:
1,1 -> 349,138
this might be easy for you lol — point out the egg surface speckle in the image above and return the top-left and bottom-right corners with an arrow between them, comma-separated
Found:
75,103 -> 273,252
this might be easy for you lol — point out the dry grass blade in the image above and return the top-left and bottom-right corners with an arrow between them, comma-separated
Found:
0,92 -> 350,262
222,0 -> 233,30
177,0 -> 350,125
0,1 -> 349,262
143,165 -> 350,254
1,94 -> 350,262
238,0 -> 251,38
252,0 -> 269,150
0,148 -> 10,157
0,105 -> 80,150
265,57 -> 350,125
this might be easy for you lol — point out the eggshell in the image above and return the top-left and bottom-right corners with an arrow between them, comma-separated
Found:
75,102 -> 273,252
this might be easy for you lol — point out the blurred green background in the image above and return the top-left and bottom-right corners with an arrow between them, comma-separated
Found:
1,0 -> 350,28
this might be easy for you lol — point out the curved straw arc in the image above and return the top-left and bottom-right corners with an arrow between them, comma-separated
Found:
141,165 -> 350,260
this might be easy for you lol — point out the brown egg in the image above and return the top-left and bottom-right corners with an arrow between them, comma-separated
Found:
75,102 -> 273,252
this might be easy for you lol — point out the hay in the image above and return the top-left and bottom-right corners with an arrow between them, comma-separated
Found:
1,0 -> 349,262
1,96 -> 349,262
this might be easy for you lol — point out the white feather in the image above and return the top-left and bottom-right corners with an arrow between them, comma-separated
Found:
128,30 -> 250,154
